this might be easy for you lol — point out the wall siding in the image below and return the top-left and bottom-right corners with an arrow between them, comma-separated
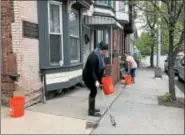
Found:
46,69 -> 82,85
11,1 -> 42,107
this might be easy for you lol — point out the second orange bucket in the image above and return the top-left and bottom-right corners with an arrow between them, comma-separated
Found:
124,75 -> 132,85
102,76 -> 115,95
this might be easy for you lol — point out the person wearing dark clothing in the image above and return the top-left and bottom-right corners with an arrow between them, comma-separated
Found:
82,41 -> 108,117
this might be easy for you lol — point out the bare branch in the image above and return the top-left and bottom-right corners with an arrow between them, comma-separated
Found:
161,0 -> 168,5
146,13 -> 153,29
134,4 -> 155,13
175,3 -> 183,21
150,1 -> 169,24
151,0 -> 157,28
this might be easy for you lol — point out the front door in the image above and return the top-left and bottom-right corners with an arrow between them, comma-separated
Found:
82,26 -> 91,66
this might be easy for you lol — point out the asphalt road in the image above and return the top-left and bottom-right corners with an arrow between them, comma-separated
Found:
141,55 -> 184,94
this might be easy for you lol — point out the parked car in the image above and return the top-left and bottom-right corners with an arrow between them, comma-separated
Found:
164,52 -> 184,74
177,56 -> 185,82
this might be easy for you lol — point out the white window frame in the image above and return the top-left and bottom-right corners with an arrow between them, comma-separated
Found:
96,1 -> 108,6
48,1 -> 64,66
69,9 -> 80,63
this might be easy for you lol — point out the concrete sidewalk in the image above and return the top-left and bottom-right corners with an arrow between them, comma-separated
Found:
92,68 -> 184,134
2,66 -> 184,134
1,106 -> 92,134
1,80 -> 123,134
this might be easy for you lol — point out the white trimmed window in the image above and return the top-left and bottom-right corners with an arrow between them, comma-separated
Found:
69,10 -> 80,63
118,1 -> 125,12
96,1 -> 108,6
48,1 -> 63,65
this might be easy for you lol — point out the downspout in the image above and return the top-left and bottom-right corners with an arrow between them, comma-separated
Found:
0,0 -> 2,95
40,71 -> 46,103
110,25 -> 113,64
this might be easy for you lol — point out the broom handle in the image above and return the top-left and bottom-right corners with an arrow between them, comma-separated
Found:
100,85 -> 112,115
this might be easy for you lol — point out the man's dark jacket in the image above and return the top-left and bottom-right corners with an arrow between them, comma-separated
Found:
82,52 -> 104,84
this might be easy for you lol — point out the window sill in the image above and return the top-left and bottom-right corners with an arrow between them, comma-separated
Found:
94,4 -> 115,13
40,63 -> 83,71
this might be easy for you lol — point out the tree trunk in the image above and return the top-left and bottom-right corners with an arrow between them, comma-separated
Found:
150,43 -> 155,67
150,33 -> 155,67
168,28 -> 176,100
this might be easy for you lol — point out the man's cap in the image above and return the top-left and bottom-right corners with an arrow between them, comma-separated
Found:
99,41 -> 108,50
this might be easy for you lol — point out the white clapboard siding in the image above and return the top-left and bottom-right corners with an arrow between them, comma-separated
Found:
46,69 -> 82,85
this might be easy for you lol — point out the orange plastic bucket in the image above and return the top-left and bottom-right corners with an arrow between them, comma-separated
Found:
124,75 -> 132,85
102,76 -> 115,95
9,96 -> 25,118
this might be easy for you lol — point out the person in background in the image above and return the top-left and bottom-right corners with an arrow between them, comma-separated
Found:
125,53 -> 137,83
82,41 -> 108,117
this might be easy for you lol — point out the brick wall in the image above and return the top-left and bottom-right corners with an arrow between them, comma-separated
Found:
1,0 -> 17,105
11,1 -> 42,107
105,29 -> 123,85
1,1 -> 42,107
105,58 -> 120,86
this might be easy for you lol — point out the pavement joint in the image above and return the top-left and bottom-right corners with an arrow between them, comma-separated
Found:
122,100 -> 158,106
27,108 -> 89,121
120,91 -> 159,97
89,84 -> 125,134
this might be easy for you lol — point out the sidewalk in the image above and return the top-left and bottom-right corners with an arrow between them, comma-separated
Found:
1,66 -> 184,134
1,106 -> 92,134
1,80 -> 123,134
92,68 -> 184,134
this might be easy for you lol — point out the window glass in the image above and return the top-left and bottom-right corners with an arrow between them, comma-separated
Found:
97,30 -> 103,44
50,35 -> 61,63
48,3 -> 63,64
49,4 -> 60,33
104,30 -> 109,44
69,10 -> 80,62
118,1 -> 125,12
70,37 -> 80,61
69,11 -> 79,37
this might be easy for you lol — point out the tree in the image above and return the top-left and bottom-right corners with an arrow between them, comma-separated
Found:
142,1 -> 157,67
136,32 -> 156,56
129,0 -> 185,100
135,1 -> 169,67
156,0 -> 184,100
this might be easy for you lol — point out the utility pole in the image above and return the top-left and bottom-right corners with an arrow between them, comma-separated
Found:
184,0 -> 185,55
155,0 -> 162,78
0,0 -> 2,94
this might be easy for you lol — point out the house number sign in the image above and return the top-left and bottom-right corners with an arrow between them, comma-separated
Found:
23,20 -> 39,39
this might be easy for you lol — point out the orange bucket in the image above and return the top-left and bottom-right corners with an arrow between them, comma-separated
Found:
102,76 -> 115,95
9,96 -> 25,118
124,75 -> 132,85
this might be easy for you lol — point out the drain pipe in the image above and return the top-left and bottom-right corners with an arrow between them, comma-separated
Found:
40,71 -> 46,103
110,25 -> 113,65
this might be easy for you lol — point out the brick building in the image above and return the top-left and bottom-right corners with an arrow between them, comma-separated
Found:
1,0 -> 92,107
2,1 -> 42,107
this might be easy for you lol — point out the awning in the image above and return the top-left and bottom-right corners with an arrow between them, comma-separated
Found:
84,15 -> 123,30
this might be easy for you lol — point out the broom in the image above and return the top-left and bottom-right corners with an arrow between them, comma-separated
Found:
100,85 -> 116,127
